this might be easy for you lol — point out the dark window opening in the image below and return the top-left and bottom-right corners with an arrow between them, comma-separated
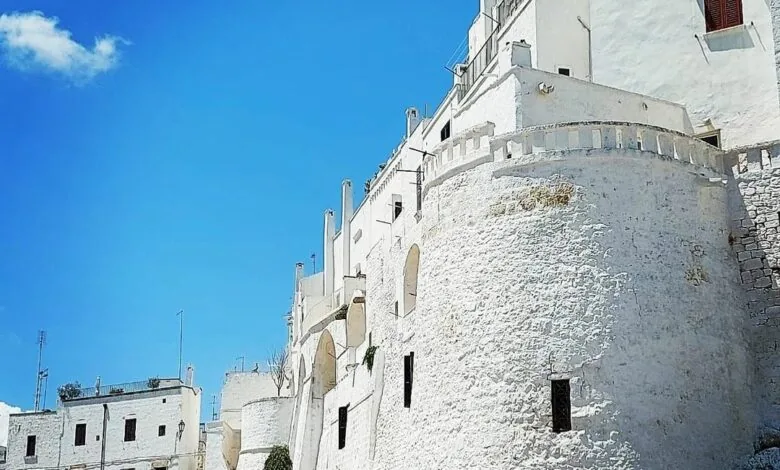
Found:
393,200 -> 403,221
394,301 -> 399,317
338,406 -> 348,449
404,353 -> 414,408
162,398 -> 166,404
75,423 -> 86,446
551,380 -> 572,433
440,120 -> 451,142
705,0 -> 743,32
700,133 -> 720,148
368,332 -> 372,347
558,67 -> 570,76
124,418 -> 137,442
158,425 -> 166,437
26,435 -> 36,457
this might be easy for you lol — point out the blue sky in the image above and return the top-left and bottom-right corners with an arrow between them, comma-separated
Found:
0,0 -> 475,415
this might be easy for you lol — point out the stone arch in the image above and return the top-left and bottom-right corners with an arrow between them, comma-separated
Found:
301,331 -> 336,470
312,329 -> 336,398
346,291 -> 366,348
403,244 -> 421,315
289,356 -> 307,455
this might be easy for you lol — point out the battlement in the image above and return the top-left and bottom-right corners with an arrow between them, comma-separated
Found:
423,120 -> 724,195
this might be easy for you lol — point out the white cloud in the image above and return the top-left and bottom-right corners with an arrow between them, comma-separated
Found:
0,401 -> 22,447
0,11 -> 125,82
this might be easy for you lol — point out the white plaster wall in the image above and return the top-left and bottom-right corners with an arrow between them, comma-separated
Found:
236,397 -> 293,470
534,0 -> 590,79
54,387 -> 200,470
220,372 -> 278,430
774,0 -> 780,96
364,145 -> 754,469
204,423 -> 229,470
590,0 -> 780,148
495,0 -> 538,67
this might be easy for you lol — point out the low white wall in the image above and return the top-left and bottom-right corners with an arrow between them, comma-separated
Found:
236,398 -> 293,470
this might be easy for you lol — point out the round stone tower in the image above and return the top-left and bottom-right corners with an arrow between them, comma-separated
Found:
379,123 -> 754,469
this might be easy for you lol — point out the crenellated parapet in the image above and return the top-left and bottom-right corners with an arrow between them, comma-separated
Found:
423,120 -> 724,196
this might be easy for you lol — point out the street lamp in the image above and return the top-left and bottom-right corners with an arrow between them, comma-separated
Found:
178,420 -> 185,440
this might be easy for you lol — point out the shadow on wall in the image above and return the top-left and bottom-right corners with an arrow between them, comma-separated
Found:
704,26 -> 756,51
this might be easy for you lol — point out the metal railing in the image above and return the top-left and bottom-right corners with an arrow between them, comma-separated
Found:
457,0 -> 525,100
458,29 -> 498,99
497,0 -> 523,27
59,378 -> 183,401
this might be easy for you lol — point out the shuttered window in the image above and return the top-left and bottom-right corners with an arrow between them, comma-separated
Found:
705,0 -> 743,32
124,418 -> 137,442
404,353 -> 414,408
337,406 -> 348,449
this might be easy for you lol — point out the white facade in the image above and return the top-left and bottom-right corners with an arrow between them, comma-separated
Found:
3,379 -> 201,470
229,0 -> 780,468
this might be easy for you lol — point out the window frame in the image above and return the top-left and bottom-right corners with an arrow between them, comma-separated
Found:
404,352 -> 414,408
158,425 -> 166,437
551,379 -> 572,433
74,423 -> 87,446
26,435 -> 36,457
337,406 -> 348,450
124,418 -> 137,442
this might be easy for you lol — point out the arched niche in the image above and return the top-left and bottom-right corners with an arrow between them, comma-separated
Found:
346,290 -> 366,348
403,244 -> 421,315
312,330 -> 336,398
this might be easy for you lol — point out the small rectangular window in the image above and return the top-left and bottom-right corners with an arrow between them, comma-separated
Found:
440,120 -> 451,142
394,301 -> 399,317
124,418 -> 137,442
551,380 -> 572,433
557,67 -> 570,76
393,201 -> 403,220
404,353 -> 414,408
158,425 -> 166,437
338,406 -> 348,449
75,423 -> 87,446
26,435 -> 36,457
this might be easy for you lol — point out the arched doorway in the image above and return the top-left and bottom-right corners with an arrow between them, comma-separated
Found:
403,244 -> 420,315
300,331 -> 336,470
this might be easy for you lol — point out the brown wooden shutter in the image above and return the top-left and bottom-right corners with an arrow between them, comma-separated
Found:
706,0 -> 743,32
724,0 -> 743,29
705,0 -> 724,32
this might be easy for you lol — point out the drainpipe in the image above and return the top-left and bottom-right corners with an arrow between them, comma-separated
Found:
100,404 -> 108,470
577,16 -> 593,82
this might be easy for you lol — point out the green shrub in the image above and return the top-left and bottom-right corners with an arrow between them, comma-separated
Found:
362,346 -> 379,373
264,445 -> 292,470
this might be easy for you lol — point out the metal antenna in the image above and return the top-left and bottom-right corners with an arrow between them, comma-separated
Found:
177,310 -> 184,380
34,330 -> 46,411
311,253 -> 316,273
211,395 -> 218,421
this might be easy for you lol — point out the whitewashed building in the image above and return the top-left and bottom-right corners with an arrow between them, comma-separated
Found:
204,370 -> 292,470
3,372 -> 201,470
212,0 -> 780,468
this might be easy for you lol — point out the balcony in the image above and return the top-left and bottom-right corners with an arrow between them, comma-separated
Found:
300,275 -> 366,339
59,378 -> 184,402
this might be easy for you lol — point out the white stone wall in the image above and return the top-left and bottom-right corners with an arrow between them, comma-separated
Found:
363,144 -> 753,469
726,145 -> 780,432
204,423 -> 229,470
772,0 -> 780,101
0,403 -> 20,448
235,397 -> 293,470
220,372 -> 279,430
590,0 -> 780,148
5,412 -> 60,470
5,387 -> 201,470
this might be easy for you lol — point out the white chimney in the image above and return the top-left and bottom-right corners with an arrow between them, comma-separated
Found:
406,107 -> 421,138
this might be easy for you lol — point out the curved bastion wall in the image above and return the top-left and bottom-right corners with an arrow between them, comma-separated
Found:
369,123 -> 754,469
236,397 -> 293,470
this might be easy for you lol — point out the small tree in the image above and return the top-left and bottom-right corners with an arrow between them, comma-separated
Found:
264,445 -> 292,470
57,382 -> 82,401
268,348 -> 290,397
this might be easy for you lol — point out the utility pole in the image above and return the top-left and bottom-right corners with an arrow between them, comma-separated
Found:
177,310 -> 184,381
34,330 -> 46,411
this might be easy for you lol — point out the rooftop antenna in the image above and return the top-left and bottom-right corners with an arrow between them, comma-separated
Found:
211,395 -> 218,421
311,253 -> 316,273
236,356 -> 245,372
33,330 -> 46,411
177,310 -> 184,380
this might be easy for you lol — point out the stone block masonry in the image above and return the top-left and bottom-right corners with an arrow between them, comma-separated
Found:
727,145 -> 780,430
